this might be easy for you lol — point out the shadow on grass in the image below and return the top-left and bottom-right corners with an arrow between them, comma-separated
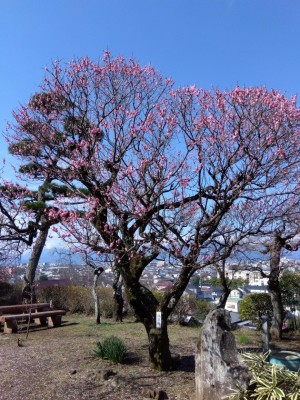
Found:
124,354 -> 196,372
123,352 -> 195,372
175,355 -> 195,372
13,320 -> 79,335
125,351 -> 142,365
61,321 -> 79,326
87,321 -> 115,327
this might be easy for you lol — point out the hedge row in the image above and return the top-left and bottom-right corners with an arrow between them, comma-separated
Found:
0,281 -> 116,317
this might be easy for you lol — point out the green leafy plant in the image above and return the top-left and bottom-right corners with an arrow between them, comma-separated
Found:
94,336 -> 127,364
280,271 -> 300,308
239,293 -> 273,328
225,352 -> 300,400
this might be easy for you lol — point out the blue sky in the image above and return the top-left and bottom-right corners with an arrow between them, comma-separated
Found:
1,0 -> 300,172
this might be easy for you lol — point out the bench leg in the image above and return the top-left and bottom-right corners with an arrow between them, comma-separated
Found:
47,315 -> 62,327
4,319 -> 18,334
33,316 -> 47,326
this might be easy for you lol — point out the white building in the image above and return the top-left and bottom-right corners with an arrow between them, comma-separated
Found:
225,285 -> 268,313
224,262 -> 269,286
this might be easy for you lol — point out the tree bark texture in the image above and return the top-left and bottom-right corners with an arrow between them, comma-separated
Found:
25,227 -> 49,285
24,226 -> 49,303
217,288 -> 231,309
112,267 -> 124,322
268,234 -> 284,340
216,267 -> 231,309
92,271 -> 101,324
119,257 -> 194,370
124,281 -> 173,370
148,322 -> 173,371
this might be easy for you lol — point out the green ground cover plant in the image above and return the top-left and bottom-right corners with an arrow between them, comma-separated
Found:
94,335 -> 128,364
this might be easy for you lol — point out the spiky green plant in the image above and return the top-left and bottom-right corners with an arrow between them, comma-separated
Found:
94,335 -> 127,364
225,352 -> 300,400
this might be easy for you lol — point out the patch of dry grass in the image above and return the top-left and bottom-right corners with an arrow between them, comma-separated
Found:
1,315 -> 299,400
233,326 -> 300,353
0,315 -> 199,400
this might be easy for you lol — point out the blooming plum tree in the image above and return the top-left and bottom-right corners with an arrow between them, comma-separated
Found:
6,53 -> 300,369
150,86 -> 300,323
7,53 -> 188,369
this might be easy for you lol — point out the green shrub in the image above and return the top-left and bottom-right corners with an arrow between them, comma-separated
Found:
225,351 -> 300,400
94,336 -> 127,363
280,271 -> 300,308
64,286 -> 93,314
37,285 -> 69,310
37,285 -> 92,313
9,282 -> 23,304
0,281 -> 13,305
239,293 -> 273,328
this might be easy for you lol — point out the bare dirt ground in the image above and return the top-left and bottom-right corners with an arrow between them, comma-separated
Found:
0,315 -> 198,400
0,315 -> 299,400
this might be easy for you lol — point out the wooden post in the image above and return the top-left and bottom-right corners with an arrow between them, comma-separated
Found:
4,319 -> 18,334
48,315 -> 62,327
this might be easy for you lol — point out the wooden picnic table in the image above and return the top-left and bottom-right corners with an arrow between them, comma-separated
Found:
0,303 -> 66,334
0,309 -> 66,334
0,303 -> 51,315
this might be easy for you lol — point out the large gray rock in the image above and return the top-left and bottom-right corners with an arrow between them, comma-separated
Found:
195,309 -> 251,400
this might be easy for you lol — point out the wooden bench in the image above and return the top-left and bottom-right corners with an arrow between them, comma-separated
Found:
0,310 -> 66,334
0,303 -> 51,315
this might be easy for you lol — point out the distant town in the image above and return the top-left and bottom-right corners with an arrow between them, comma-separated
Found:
1,257 -> 300,320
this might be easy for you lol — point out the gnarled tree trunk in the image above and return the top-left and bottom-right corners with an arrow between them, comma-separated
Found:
92,267 -> 104,324
119,256 -> 194,370
268,234 -> 284,340
112,267 -> 124,322
118,259 -> 173,370
24,226 -> 49,303
124,281 -> 173,370
216,263 -> 231,309
148,319 -> 172,371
